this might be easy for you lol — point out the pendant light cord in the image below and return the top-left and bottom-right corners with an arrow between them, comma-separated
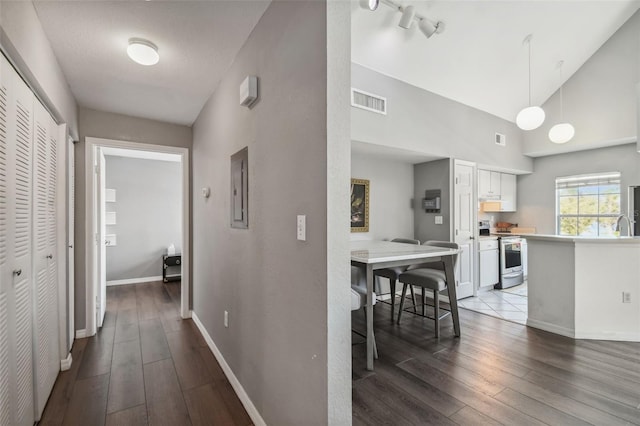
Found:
559,61 -> 564,121
528,38 -> 532,107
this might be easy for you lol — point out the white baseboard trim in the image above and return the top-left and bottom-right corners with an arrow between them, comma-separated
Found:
75,329 -> 88,339
60,353 -> 73,371
191,312 -> 266,426
574,330 -> 640,342
526,318 -> 575,338
106,276 -> 163,286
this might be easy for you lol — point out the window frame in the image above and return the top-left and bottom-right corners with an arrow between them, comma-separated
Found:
555,172 -> 621,237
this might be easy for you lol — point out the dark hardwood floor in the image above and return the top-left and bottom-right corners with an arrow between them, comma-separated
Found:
39,281 -> 253,426
352,300 -> 640,425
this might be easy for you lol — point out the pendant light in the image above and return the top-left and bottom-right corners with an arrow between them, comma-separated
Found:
516,35 -> 545,131
548,60 -> 575,144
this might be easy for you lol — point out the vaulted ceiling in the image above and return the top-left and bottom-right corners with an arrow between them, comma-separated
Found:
33,1 -> 639,127
352,0 -> 640,123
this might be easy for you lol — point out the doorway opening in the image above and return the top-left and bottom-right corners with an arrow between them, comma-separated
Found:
85,137 -> 190,336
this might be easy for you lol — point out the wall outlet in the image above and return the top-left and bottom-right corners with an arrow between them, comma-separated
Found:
297,215 -> 306,241
435,216 -> 443,225
224,310 -> 229,327
622,292 -> 631,303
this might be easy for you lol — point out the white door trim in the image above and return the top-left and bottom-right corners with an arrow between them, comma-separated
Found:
85,137 -> 190,336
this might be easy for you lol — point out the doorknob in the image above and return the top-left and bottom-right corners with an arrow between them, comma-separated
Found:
46,254 -> 53,259
68,244 -> 73,249
13,269 -> 22,276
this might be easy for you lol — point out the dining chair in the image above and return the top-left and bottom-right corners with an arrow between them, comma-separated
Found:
351,285 -> 378,359
396,241 -> 460,338
373,238 -> 421,319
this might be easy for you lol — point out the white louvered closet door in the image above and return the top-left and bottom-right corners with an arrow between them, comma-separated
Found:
0,51 -> 14,426
0,53 -> 35,426
32,99 -> 60,420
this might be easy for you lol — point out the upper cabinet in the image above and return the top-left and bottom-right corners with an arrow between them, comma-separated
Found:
478,169 -> 517,212
478,170 -> 501,199
499,173 -> 516,212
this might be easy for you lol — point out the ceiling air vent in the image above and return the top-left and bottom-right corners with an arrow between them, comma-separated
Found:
495,132 -> 506,146
351,88 -> 387,115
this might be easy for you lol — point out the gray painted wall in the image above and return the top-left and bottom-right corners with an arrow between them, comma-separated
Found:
502,143 -> 640,234
414,159 -> 451,242
351,63 -> 533,173
350,153 -> 414,241
192,2 -> 350,424
0,1 -> 78,138
104,156 -> 181,281
75,107 -> 192,330
524,11 -> 639,157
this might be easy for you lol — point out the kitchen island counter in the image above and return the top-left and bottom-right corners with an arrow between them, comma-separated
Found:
526,236 -> 640,342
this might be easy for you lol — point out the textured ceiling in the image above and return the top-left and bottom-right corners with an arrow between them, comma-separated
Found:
352,0 -> 640,123
34,0 -> 270,126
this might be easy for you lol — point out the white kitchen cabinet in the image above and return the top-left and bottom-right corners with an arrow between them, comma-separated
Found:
478,169 -> 501,199
500,173 -> 516,212
479,239 -> 499,288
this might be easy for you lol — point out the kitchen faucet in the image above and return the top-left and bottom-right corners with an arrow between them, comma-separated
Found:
615,214 -> 632,236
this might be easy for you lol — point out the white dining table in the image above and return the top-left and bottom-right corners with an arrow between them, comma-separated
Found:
350,240 -> 461,370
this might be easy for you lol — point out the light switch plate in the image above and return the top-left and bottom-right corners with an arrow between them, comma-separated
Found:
297,215 -> 306,241
435,216 -> 443,225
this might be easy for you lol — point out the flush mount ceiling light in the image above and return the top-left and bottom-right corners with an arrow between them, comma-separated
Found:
516,34 -> 545,131
364,0 -> 444,40
548,60 -> 575,144
127,38 -> 159,66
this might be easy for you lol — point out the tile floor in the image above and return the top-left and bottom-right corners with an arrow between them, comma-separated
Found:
458,282 -> 528,324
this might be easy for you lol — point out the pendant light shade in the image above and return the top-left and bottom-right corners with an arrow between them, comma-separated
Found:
548,60 -> 574,144
516,35 -> 544,131
127,38 -> 159,66
516,106 -> 545,131
549,123 -> 575,144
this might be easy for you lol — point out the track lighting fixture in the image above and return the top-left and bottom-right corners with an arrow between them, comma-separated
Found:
418,18 -> 440,38
398,5 -> 415,29
364,0 -> 444,40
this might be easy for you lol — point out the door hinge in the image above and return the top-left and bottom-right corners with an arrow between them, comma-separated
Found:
94,164 -> 99,174
95,233 -> 100,245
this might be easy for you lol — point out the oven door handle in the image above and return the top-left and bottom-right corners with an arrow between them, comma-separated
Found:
502,272 -> 523,278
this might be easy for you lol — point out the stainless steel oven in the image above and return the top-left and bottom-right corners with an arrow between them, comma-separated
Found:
495,236 -> 524,289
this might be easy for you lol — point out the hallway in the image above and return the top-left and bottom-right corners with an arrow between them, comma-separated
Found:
40,282 -> 252,426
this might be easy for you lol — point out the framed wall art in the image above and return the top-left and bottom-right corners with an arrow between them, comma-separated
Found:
351,178 -> 369,232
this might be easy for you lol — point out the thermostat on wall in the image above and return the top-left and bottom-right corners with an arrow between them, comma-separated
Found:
239,76 -> 258,108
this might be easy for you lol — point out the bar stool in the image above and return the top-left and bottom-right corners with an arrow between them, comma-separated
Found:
373,238 -> 421,319
351,285 -> 378,359
397,241 -> 460,338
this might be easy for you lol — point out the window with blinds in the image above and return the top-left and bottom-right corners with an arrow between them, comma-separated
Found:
556,172 -> 621,236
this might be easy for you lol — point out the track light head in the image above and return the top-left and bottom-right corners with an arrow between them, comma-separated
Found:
398,5 -> 415,29
418,18 -> 441,38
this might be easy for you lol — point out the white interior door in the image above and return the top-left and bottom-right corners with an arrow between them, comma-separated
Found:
33,97 -> 61,420
96,148 -> 107,328
67,137 -> 74,351
1,54 -> 35,426
453,159 -> 476,299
